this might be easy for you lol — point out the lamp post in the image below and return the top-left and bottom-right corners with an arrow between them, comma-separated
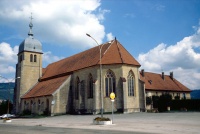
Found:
86,33 -> 104,118
0,75 -> 20,115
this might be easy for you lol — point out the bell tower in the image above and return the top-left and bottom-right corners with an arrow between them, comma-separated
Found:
14,14 -> 43,114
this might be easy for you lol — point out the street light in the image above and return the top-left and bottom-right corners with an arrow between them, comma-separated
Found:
86,33 -> 104,118
0,75 -> 20,116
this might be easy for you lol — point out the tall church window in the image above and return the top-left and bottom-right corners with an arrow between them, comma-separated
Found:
30,54 -> 33,62
128,71 -> 134,96
38,99 -> 41,110
46,99 -> 49,113
105,70 -> 116,97
34,55 -> 37,62
75,77 -> 80,100
24,101 -> 26,110
88,74 -> 93,98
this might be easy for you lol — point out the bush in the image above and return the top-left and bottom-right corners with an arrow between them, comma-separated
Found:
146,97 -> 152,105
22,109 -> 31,115
94,117 -> 111,121
152,96 -> 159,108
158,94 -> 172,112
171,99 -> 200,111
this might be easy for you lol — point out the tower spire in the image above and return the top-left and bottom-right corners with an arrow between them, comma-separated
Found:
28,13 -> 34,36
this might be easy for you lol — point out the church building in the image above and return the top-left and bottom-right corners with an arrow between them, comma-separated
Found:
14,20 -> 146,115
14,19 -> 191,115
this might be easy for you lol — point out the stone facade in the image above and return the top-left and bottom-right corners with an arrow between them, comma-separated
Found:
15,51 -> 42,114
19,63 -> 146,115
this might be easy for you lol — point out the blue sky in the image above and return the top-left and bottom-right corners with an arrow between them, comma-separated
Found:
0,0 -> 200,89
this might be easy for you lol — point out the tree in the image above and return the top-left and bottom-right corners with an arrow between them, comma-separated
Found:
0,100 -> 13,115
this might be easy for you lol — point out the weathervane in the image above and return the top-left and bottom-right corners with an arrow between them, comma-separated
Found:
28,12 -> 34,36
30,12 -> 33,23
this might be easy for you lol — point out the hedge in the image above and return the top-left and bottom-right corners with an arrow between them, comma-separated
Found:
171,99 -> 200,111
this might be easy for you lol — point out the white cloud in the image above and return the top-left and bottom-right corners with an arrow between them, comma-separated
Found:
138,26 -> 200,89
106,33 -> 114,41
0,0 -> 111,49
0,42 -> 18,75
0,42 -> 18,82
43,51 -> 64,67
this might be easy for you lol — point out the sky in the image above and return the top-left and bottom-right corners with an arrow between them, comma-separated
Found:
0,0 -> 200,90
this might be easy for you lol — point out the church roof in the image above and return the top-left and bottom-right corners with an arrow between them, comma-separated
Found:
22,75 -> 69,99
41,39 -> 140,80
22,39 -> 140,98
140,72 -> 191,92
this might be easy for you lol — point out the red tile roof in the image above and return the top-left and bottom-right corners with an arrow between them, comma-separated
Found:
23,39 -> 140,98
22,75 -> 69,99
41,39 -> 140,80
140,72 -> 191,92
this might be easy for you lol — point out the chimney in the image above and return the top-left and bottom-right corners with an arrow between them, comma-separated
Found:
141,69 -> 145,77
170,72 -> 174,80
162,72 -> 165,80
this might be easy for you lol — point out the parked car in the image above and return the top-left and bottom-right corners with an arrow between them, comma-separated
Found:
0,114 -> 15,119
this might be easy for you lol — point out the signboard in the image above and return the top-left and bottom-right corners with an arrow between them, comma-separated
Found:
110,92 -> 115,100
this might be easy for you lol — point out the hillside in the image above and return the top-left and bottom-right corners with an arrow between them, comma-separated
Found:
0,83 -> 15,102
190,89 -> 200,99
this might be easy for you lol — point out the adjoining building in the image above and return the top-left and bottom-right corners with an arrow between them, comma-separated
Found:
14,19 -> 190,115
140,70 -> 191,110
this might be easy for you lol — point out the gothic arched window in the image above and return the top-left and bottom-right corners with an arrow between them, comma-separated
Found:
38,99 -> 41,110
88,74 -> 93,98
30,54 -> 33,62
24,101 -> 26,110
105,70 -> 116,97
75,77 -> 80,100
128,71 -> 135,96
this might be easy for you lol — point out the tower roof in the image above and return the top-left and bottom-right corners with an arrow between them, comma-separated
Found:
18,14 -> 42,54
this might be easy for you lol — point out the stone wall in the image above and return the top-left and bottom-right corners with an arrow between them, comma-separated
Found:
16,51 -> 42,113
72,64 -> 144,114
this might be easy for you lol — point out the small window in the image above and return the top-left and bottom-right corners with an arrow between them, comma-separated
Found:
34,55 -> 37,62
30,54 -> 33,62
20,55 -> 23,62
183,93 -> 186,99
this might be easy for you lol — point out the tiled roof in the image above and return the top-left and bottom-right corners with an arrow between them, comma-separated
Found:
41,39 -> 140,80
22,75 -> 69,99
140,72 -> 191,92
23,39 -> 140,98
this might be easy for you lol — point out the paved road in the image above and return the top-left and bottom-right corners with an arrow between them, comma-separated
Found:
0,112 -> 199,134
0,124 -> 151,134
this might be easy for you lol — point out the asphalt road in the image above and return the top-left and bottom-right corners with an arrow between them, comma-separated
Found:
0,124 -> 151,134
0,112 -> 199,134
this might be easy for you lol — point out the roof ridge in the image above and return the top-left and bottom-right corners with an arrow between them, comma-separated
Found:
115,39 -> 124,63
99,40 -> 114,64
102,40 -> 114,55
